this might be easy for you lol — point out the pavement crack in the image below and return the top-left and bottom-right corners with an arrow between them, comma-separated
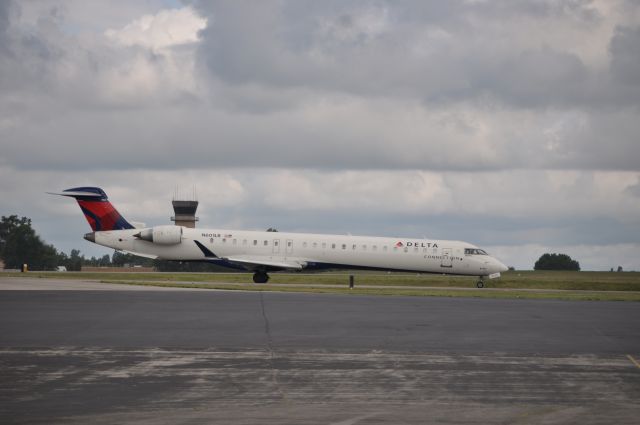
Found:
260,292 -> 274,353
259,292 -> 287,402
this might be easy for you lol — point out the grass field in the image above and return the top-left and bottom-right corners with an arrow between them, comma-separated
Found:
3,270 -> 640,301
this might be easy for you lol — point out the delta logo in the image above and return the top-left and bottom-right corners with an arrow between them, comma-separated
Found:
396,241 -> 439,248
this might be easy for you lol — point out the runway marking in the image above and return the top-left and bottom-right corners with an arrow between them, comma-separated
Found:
626,354 -> 640,369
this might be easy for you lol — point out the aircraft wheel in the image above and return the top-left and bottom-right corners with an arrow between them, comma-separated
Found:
253,272 -> 269,284
476,280 -> 484,289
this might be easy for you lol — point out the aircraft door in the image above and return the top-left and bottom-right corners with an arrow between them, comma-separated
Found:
272,239 -> 280,254
441,248 -> 453,268
286,239 -> 293,255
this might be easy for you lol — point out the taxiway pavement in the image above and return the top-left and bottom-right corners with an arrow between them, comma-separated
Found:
1,277 -> 639,424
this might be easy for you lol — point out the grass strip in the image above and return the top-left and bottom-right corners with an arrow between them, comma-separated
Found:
6,270 -> 640,291
99,280 -> 640,302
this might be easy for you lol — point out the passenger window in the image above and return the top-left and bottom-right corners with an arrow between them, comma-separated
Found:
352,244 -> 356,250
264,240 -> 268,246
253,240 -> 257,246
332,243 -> 336,249
362,245 -> 367,251
342,244 -> 346,250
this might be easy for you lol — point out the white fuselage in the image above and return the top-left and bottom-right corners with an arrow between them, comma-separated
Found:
92,227 -> 508,277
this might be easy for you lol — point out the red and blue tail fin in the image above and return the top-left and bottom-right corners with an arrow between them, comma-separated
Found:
50,187 -> 134,231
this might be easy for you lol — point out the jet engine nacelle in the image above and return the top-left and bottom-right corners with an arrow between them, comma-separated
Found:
135,225 -> 183,245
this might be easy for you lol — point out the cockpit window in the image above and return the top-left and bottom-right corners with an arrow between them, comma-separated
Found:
464,248 -> 488,255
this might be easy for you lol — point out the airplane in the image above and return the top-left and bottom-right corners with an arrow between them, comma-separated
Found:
50,186 -> 508,287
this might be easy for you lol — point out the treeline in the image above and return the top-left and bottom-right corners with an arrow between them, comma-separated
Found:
0,215 -> 144,270
0,215 -> 234,272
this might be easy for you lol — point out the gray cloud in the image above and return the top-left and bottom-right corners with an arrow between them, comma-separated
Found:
610,25 -> 640,86
625,177 -> 640,198
1,0 -> 640,270
192,0 -> 638,108
1,0 -> 638,172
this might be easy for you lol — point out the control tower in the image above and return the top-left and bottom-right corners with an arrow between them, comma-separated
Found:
171,187 -> 199,228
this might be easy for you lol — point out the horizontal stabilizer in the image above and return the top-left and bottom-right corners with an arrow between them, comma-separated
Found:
47,190 -> 103,198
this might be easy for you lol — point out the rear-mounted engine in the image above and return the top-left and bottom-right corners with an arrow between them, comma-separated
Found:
134,225 -> 183,245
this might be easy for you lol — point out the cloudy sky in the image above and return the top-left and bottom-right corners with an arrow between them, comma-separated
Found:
1,0 -> 639,270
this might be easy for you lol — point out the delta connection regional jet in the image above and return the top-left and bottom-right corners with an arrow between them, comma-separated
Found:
51,187 -> 508,287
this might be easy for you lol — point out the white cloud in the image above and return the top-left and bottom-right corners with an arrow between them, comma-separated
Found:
105,7 -> 206,50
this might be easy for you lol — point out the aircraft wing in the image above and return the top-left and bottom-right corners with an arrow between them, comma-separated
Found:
192,241 -> 306,270
224,255 -> 306,271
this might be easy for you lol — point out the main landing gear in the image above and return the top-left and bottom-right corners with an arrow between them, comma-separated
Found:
476,278 -> 485,289
253,271 -> 270,284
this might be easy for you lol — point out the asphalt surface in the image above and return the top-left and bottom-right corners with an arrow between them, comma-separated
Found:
0,277 -> 208,291
1,278 -> 639,424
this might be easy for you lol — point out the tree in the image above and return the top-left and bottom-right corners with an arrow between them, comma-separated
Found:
99,254 -> 112,266
0,215 -> 59,270
534,253 -> 580,271
111,251 -> 153,267
65,249 -> 84,271
0,215 -> 31,256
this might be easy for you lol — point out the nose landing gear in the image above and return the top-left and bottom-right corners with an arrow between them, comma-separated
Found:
253,271 -> 270,284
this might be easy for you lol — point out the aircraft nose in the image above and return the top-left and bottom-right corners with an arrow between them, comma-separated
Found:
495,259 -> 508,272
487,257 -> 508,273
